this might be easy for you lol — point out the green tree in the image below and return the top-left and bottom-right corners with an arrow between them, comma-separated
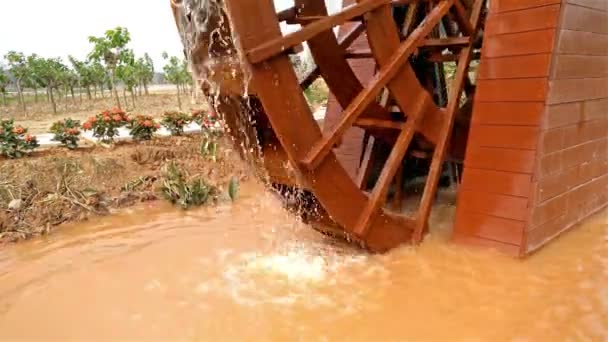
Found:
4,51 -> 28,113
116,50 -> 138,108
88,27 -> 131,109
162,52 -> 190,109
88,61 -> 107,98
25,54 -> 43,103
141,53 -> 155,95
0,66 -> 9,106
69,56 -> 95,101
31,57 -> 65,114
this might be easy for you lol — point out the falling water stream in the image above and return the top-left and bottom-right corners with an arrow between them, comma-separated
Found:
0,181 -> 606,340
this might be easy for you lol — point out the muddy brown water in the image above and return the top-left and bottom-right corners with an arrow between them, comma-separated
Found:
0,181 -> 606,340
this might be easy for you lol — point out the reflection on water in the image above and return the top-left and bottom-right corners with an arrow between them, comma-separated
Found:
0,181 -> 606,340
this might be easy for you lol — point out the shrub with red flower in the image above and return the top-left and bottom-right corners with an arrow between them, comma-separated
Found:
49,118 -> 81,150
191,109 -> 220,130
82,108 -> 130,143
0,119 -> 39,158
161,111 -> 192,136
128,115 -> 161,141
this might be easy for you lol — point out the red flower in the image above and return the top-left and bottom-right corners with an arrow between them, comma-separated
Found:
89,116 -> 97,123
143,120 -> 152,128
101,110 -> 111,116
112,114 -> 122,122
13,127 -> 24,135
82,122 -> 92,130
103,116 -> 111,122
154,123 -> 161,129
24,134 -> 34,143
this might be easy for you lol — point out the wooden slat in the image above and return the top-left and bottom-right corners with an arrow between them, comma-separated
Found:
356,136 -> 377,189
300,22 -> 366,89
452,0 -> 475,35
355,118 -> 405,129
414,0 -> 486,242
354,96 -> 430,237
301,0 -> 452,171
246,0 -> 391,64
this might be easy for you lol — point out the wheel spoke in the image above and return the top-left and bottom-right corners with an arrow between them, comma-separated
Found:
414,0 -> 486,242
246,0 -> 391,64
301,0 -> 452,171
354,95 -> 430,237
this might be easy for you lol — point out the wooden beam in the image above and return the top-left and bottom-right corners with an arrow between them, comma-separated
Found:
246,0 -> 391,64
354,95 -> 430,237
413,0 -> 485,243
299,22 -> 366,89
300,1 -> 451,171
452,0 -> 475,36
355,118 -> 405,130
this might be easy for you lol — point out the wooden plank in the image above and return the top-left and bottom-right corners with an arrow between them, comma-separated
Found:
452,0 -> 475,36
454,209 -> 526,246
482,29 -> 556,57
489,0 -> 561,13
452,234 -> 521,256
415,0 -> 486,242
476,78 -> 549,102
477,54 -> 553,79
458,189 -> 530,221
547,78 -> 608,104
354,96 -> 429,237
484,4 -> 560,36
355,118 -> 405,129
300,22 -> 366,89
461,168 -> 533,197
246,0 -> 390,63
467,124 -> 540,150
566,0 -> 608,12
561,3 -> 608,34
471,102 -> 545,126
301,0 -> 452,170
552,55 -> 608,79
465,146 -> 536,173
556,30 -> 608,56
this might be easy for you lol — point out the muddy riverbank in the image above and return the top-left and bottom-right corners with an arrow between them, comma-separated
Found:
0,135 -> 249,243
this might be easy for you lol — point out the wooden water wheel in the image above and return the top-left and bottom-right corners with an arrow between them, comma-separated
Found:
171,0 -> 487,252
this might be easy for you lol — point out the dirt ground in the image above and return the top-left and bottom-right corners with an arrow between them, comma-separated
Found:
0,135 -> 250,244
1,91 -> 206,134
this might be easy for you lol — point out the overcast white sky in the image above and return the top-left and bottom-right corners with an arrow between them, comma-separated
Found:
0,0 -> 324,69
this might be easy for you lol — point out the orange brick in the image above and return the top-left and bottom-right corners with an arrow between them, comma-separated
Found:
537,167 -> 578,202
527,214 -> 570,251
543,103 -> 582,130
539,151 -> 562,177
531,193 -> 568,228
540,128 -> 565,155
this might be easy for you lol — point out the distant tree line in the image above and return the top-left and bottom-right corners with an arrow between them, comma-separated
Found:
0,27 -> 193,114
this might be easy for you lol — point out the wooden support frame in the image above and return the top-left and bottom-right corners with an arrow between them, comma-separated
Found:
182,0 -> 487,252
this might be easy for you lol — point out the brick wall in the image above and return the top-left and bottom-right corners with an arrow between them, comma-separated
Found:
453,0 -> 563,256
526,0 -> 608,252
